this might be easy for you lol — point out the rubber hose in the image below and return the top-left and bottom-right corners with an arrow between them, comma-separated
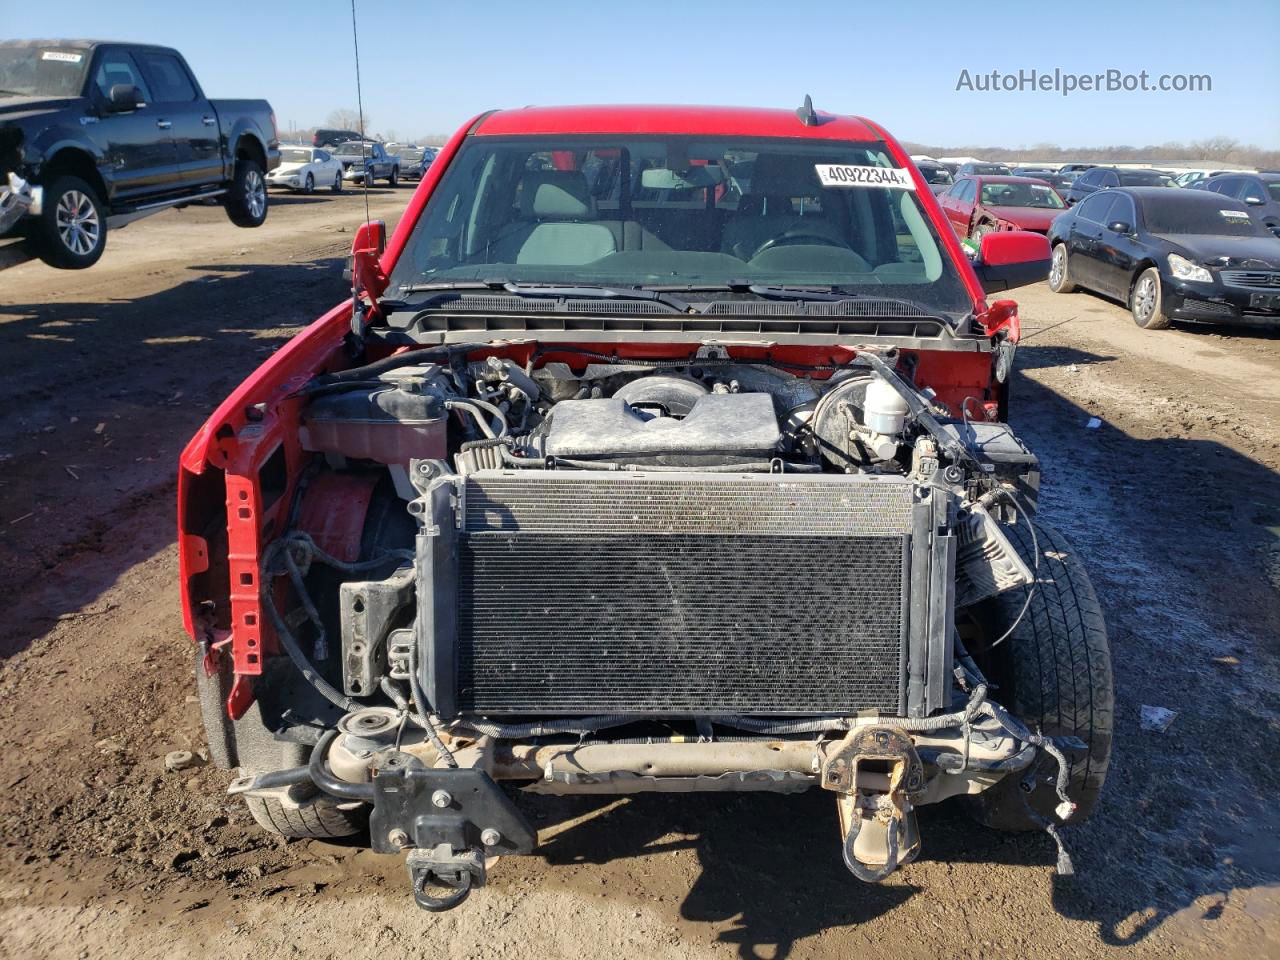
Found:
406,645 -> 459,768
308,729 -> 376,802
260,569 -> 358,713
303,343 -> 488,390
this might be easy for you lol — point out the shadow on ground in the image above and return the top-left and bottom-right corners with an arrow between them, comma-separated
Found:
0,255 -> 346,658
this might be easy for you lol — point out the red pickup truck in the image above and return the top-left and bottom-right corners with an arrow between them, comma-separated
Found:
179,102 -> 1110,911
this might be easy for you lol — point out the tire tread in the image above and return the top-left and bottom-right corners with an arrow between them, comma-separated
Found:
969,521 -> 1113,830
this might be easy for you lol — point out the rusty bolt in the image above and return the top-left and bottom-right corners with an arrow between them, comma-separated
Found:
431,789 -> 452,808
387,828 -> 409,849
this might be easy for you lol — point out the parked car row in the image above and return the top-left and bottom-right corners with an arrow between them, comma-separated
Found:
267,140 -> 438,193
914,153 -> 1280,332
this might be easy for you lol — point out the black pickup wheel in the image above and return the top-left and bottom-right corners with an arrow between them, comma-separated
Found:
225,157 -> 268,227
35,176 -> 107,269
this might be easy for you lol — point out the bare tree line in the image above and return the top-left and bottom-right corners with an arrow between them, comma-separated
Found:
901,136 -> 1280,168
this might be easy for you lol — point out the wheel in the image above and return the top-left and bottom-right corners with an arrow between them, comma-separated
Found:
1047,243 -> 1077,293
35,176 -> 107,269
303,172 -> 315,195
388,167 -> 399,188
225,157 -> 268,227
331,172 -> 343,194
965,521 -> 1113,831
970,220 -> 997,241
1130,266 -> 1171,329
244,789 -> 366,839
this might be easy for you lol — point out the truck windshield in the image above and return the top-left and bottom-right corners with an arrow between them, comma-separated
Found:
388,135 -> 972,318
0,44 -> 89,98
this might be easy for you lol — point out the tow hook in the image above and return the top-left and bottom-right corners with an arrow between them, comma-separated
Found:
367,752 -> 536,912
406,844 -> 484,911
821,726 -> 925,882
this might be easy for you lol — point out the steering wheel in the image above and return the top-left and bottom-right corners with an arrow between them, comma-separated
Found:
750,229 -> 849,260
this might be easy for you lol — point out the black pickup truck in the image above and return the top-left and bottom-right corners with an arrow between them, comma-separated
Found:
0,39 -> 279,268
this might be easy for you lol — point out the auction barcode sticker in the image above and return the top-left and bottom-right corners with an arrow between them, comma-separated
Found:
41,51 -> 83,63
815,164 -> 916,190
1221,209 -> 1250,220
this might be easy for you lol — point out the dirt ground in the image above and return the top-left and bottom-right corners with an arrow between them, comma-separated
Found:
1,191 -> 1278,960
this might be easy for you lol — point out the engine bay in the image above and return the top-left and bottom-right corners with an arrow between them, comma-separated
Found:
298,345 -> 1006,481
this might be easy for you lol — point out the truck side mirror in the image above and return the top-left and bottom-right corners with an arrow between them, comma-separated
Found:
972,230 -> 1051,294
349,219 -> 388,299
107,83 -> 140,112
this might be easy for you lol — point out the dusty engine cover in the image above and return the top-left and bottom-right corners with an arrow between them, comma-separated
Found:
543,393 -> 780,465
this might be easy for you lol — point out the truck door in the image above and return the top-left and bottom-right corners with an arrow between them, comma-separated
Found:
83,47 -> 178,200
133,49 -> 221,188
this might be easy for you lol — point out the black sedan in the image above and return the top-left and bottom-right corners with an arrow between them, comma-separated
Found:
1064,167 -> 1167,206
1046,187 -> 1280,329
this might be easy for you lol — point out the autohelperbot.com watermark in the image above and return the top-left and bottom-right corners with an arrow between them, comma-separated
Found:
955,68 -> 1212,96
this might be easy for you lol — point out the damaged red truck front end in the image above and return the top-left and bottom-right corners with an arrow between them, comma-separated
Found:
179,103 -> 1110,910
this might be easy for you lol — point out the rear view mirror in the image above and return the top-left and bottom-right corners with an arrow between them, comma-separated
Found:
107,83 -> 139,112
1245,196 -> 1264,206
1107,220 -> 1132,234
640,166 -> 722,190
972,230 -> 1051,294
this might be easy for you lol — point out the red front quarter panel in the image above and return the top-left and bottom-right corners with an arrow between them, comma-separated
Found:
177,117 -> 484,706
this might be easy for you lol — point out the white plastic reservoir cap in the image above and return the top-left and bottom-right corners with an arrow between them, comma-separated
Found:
864,376 -> 910,436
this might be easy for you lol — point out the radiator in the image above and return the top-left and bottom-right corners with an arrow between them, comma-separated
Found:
443,472 -> 916,716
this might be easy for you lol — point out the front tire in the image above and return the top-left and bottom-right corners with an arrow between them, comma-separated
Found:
244,789 -> 366,839
1130,266 -> 1171,329
1047,242 -> 1077,293
966,521 -> 1113,831
35,176 -> 107,269
225,158 -> 268,227
331,172 -> 343,194
387,167 -> 399,188
970,220 -> 997,241
303,172 -> 315,195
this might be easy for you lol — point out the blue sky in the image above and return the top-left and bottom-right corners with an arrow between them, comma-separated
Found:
12,0 -> 1280,148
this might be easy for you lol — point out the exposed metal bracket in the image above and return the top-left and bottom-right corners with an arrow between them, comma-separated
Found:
821,726 -> 924,882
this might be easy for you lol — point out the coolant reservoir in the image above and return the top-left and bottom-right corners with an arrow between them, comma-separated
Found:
301,380 -> 447,464
863,375 -> 910,436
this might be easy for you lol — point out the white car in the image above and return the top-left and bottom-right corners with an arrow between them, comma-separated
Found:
267,146 -> 344,194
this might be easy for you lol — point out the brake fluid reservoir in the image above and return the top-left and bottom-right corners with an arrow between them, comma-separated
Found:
863,375 -> 910,436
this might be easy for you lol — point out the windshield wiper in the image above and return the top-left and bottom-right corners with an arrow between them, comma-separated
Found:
640,281 -> 842,300
643,282 -> 949,319
397,279 -> 690,312
502,282 -> 690,312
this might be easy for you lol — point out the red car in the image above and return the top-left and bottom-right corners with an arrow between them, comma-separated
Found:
938,175 -> 1068,240
179,103 -> 1110,911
